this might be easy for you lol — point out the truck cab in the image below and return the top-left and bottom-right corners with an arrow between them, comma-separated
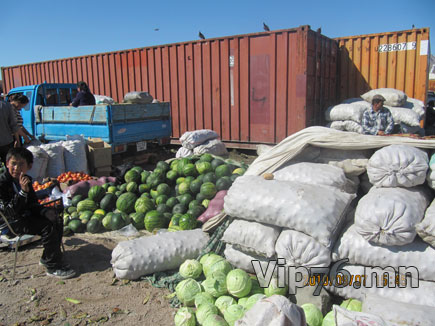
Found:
7,83 -> 171,154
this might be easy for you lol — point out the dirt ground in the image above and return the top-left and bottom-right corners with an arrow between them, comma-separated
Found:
0,146 -> 259,326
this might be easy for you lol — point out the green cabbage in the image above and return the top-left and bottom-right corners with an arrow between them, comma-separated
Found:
179,259 -> 203,279
226,269 -> 252,298
175,278 -> 203,306
207,259 -> 233,277
194,292 -> 216,308
249,276 -> 265,295
202,271 -> 228,298
199,252 -> 217,265
196,303 -> 219,325
321,311 -> 335,326
245,293 -> 266,310
223,304 -> 246,326
237,297 -> 249,308
215,296 -> 237,315
264,277 -> 287,297
301,303 -> 323,326
174,307 -> 196,326
340,298 -> 362,312
202,254 -> 226,278
203,314 -> 229,326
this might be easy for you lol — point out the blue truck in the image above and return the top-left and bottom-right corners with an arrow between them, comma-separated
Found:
6,83 -> 171,155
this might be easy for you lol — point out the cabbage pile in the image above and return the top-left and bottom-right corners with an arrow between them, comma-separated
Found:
174,252 -> 272,326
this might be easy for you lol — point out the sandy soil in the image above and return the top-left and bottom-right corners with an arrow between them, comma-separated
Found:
0,233 -> 178,326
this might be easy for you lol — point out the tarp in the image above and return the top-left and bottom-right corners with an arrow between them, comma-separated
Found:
246,127 -> 435,176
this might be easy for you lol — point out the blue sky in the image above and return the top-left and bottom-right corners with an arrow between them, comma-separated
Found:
1,0 -> 434,80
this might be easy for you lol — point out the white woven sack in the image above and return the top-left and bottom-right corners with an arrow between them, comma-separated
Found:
406,97 -> 425,118
193,138 -> 228,156
175,146 -> 193,158
273,162 -> 350,192
361,88 -> 407,107
415,199 -> 435,247
354,186 -> 431,246
333,224 -> 435,282
224,244 -> 272,274
275,229 -> 331,268
329,120 -> 363,134
326,264 -> 435,308
111,229 -> 209,280
123,91 -> 153,104
179,129 -> 219,149
235,295 -> 306,326
314,148 -> 372,176
26,145 -> 49,181
61,140 -> 89,174
224,176 -> 356,248
41,142 -> 65,178
222,219 -> 280,258
333,305 -> 389,326
362,294 -> 435,326
94,95 -> 115,104
384,105 -> 420,126
325,102 -> 370,123
367,144 -> 428,188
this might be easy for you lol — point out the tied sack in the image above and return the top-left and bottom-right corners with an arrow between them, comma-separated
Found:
222,219 -> 281,258
111,229 -> 209,280
224,175 -> 355,249
354,186 -> 431,246
367,144 -> 428,188
179,129 -> 219,149
361,88 -> 407,107
416,198 -> 435,248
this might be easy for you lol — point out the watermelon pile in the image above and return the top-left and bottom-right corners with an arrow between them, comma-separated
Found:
63,153 -> 247,235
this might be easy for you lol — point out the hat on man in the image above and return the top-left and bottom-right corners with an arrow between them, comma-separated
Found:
372,94 -> 386,102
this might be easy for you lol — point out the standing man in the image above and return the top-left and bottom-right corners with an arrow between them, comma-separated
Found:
0,99 -> 20,164
362,94 -> 395,135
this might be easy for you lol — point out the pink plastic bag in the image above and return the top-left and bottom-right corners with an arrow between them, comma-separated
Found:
198,190 -> 227,223
64,176 -> 116,197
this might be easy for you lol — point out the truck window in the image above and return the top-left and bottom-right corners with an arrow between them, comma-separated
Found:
59,88 -> 72,105
46,89 -> 58,105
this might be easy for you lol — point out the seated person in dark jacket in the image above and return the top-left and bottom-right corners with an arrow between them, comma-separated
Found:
0,147 -> 76,279
70,81 -> 96,107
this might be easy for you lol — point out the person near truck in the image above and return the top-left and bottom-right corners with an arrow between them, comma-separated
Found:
361,94 -> 394,135
0,147 -> 76,279
70,81 -> 96,107
9,94 -> 34,145
0,99 -> 20,164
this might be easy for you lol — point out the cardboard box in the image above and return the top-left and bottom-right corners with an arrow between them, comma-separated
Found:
93,165 -> 112,177
87,139 -> 112,169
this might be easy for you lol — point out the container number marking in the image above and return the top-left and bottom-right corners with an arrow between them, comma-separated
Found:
376,42 -> 416,53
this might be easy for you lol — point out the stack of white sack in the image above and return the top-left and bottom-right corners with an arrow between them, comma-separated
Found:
176,129 -> 227,158
325,98 -> 371,133
326,88 -> 425,135
94,95 -> 115,104
328,144 -> 435,307
223,168 -> 356,273
26,145 -> 50,181
361,88 -> 425,135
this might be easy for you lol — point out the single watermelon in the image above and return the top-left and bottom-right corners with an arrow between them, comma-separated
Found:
68,219 -> 84,233
100,193 -> 117,212
216,177 -> 232,191
71,195 -> 84,207
203,172 -> 217,184
166,170 -> 178,183
215,164 -> 232,178
110,213 -> 125,230
156,204 -> 171,214
183,163 -> 198,177
157,183 -> 171,196
88,185 -> 106,202
187,205 -> 206,219
196,161 -> 213,175
178,182 -> 191,195
211,158 -> 225,170
131,166 -> 143,174
199,153 -> 214,163
172,203 -> 188,214
116,192 -> 138,214
138,183 -> 151,194
169,213 -> 183,227
189,179 -> 203,195
156,161 -> 170,172
179,213 -> 197,230
165,197 -> 179,209
126,181 -> 138,193
129,212 -> 145,230
134,197 -> 155,214
155,194 -> 169,206
77,199 -> 98,213
141,170 -> 151,184
200,182 -> 217,199
86,219 -> 101,233
144,210 -> 166,232
124,169 -> 140,183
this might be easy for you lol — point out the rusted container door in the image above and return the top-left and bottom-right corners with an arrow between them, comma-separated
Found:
335,28 -> 430,102
1,26 -> 339,146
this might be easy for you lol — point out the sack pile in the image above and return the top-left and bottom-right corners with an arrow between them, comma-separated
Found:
326,88 -> 425,135
176,129 -> 227,158
222,162 -> 357,275
330,144 -> 435,308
